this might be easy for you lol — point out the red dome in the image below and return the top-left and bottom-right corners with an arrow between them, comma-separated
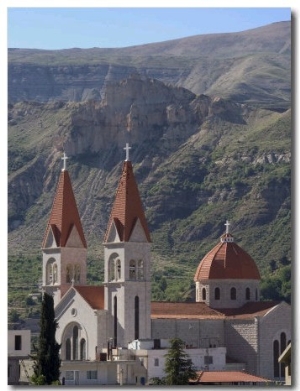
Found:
194,233 -> 261,281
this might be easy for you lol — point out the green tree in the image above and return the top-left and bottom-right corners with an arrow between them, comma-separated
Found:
163,337 -> 197,385
31,292 -> 61,385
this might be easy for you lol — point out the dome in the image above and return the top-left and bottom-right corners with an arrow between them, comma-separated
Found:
194,227 -> 261,281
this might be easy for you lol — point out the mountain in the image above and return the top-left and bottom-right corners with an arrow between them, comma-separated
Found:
8,21 -> 290,110
7,22 -> 291,309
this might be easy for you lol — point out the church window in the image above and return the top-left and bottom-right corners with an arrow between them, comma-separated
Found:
154,358 -> 159,367
113,296 -> 117,348
230,287 -> 236,300
280,332 -> 287,377
255,289 -> 258,301
135,296 -> 139,340
53,264 -> 58,283
80,338 -> 86,360
246,287 -> 250,300
137,260 -> 144,280
215,287 -> 220,300
116,259 -> 121,280
273,340 -> 280,378
73,326 -> 79,360
46,258 -> 56,284
109,259 -> 115,281
129,260 -> 136,280
66,339 -> 71,360
202,288 -> 206,301
74,265 -> 80,283
66,265 -> 73,283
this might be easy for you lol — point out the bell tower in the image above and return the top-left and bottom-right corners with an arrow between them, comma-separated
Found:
42,152 -> 87,306
103,144 -> 152,348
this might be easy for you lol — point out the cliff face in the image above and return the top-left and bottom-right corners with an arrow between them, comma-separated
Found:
8,21 -> 291,110
8,76 -> 291,276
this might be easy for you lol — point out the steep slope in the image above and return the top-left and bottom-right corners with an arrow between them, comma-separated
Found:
8,77 -> 291,283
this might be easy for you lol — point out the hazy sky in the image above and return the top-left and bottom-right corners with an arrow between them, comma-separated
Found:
7,6 -> 291,50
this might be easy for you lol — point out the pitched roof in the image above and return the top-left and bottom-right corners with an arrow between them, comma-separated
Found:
104,161 -> 151,243
193,371 -> 270,384
194,233 -> 260,281
42,170 -> 87,248
151,301 -> 279,320
75,286 -> 105,310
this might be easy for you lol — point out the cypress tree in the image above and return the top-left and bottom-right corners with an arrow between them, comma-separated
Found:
164,337 -> 197,385
31,292 -> 61,385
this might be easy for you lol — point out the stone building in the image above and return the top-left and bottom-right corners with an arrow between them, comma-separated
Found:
40,148 -> 291,384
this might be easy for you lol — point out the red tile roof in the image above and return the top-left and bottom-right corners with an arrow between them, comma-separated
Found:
193,371 -> 270,384
42,170 -> 87,248
104,161 -> 151,243
75,286 -> 105,310
194,234 -> 260,281
151,301 -> 279,320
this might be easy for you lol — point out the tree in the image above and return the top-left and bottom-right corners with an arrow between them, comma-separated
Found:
163,337 -> 197,385
31,292 -> 61,385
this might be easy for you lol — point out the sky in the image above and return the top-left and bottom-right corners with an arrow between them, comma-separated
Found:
7,6 -> 292,50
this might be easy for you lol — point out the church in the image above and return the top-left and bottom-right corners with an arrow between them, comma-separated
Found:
41,146 -> 291,385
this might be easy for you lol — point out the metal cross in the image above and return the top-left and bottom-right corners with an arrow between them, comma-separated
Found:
62,151 -> 69,171
124,143 -> 132,161
225,220 -> 230,234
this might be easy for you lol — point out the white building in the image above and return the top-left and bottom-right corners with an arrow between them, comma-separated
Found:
37,148 -> 291,385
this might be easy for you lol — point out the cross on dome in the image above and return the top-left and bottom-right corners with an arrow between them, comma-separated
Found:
124,143 -> 132,161
225,220 -> 230,234
61,152 -> 69,171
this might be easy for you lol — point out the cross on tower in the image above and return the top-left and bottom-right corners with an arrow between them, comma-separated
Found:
61,152 -> 69,171
124,143 -> 132,161
225,220 -> 230,234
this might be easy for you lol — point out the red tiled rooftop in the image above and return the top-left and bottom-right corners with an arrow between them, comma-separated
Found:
151,301 -> 279,320
194,233 -> 260,281
75,286 -> 105,310
193,371 -> 270,384
104,161 -> 151,243
42,170 -> 87,248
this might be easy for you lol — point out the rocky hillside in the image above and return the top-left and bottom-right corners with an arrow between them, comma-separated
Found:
8,21 -> 290,110
8,76 -> 291,282
8,21 -> 291,306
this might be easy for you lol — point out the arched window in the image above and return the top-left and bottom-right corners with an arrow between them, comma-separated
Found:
215,287 -> 220,300
230,287 -> 236,300
137,260 -> 144,280
80,338 -> 86,360
202,288 -> 206,301
73,326 -> 78,360
74,265 -> 80,283
116,259 -> 121,280
113,296 -> 117,348
246,287 -> 250,300
135,296 -> 139,340
109,259 -> 115,281
66,338 -> 71,360
273,340 -> 280,378
53,264 -> 58,283
47,263 -> 53,284
66,265 -> 73,283
129,260 -> 136,280
280,332 -> 287,377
